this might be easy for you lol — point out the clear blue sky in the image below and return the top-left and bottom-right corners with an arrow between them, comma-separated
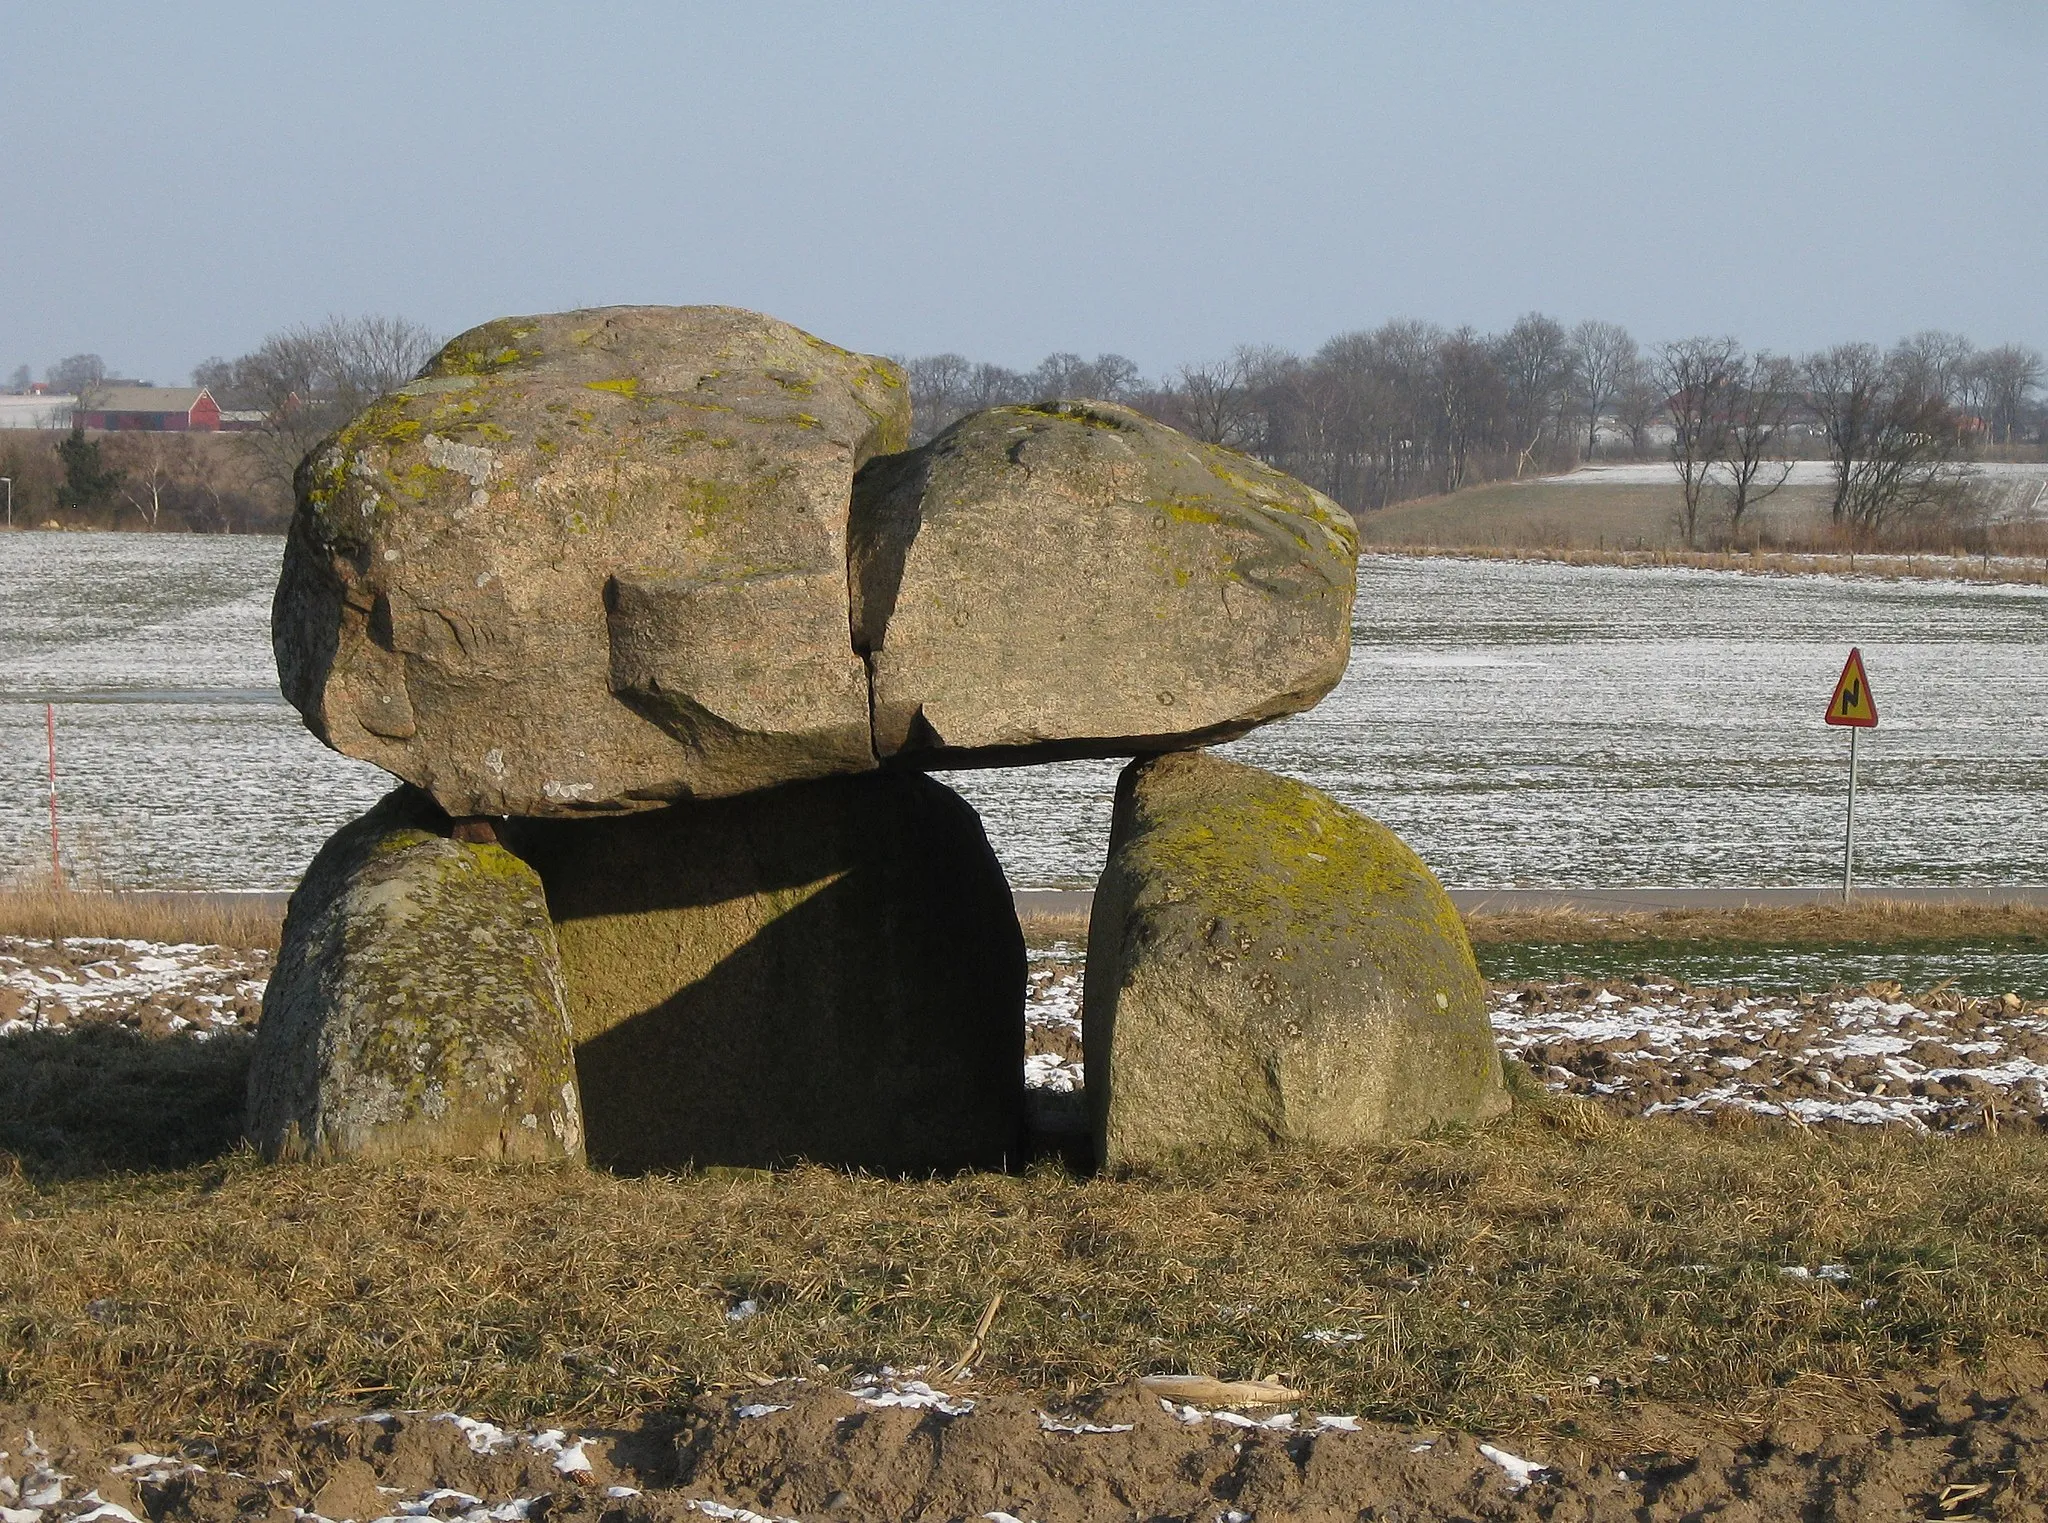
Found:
4,1 -> 2043,385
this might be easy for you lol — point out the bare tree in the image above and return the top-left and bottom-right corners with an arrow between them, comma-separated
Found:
1435,329 -> 1505,495
1843,384 -> 1967,540
5,364 -> 31,394
1802,342 -> 1888,528
1028,352 -> 1092,401
1976,344 -> 2043,445
903,352 -> 972,442
1612,357 -> 1665,457
46,353 -> 107,395
1659,338 -> 1741,548
1804,344 -> 1968,541
1495,313 -> 1572,473
1891,330 -> 1975,407
107,433 -> 182,527
964,361 -> 1030,412
1175,353 -> 1258,447
1567,320 -> 1637,457
1719,352 -> 1798,541
190,354 -> 238,400
225,315 -> 439,496
1087,353 -> 1143,400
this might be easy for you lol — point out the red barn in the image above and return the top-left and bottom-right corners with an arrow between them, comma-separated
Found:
74,386 -> 224,431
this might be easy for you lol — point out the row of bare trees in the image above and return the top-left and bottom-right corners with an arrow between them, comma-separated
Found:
905,315 -> 1664,509
1657,333 -> 2047,547
904,322 -> 2045,538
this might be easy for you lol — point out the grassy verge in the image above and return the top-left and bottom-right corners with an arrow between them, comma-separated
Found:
1466,903 -> 2048,997
0,885 -> 283,948
5,1114 -> 2048,1452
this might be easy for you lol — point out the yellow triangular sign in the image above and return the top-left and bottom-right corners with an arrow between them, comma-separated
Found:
1825,647 -> 1878,728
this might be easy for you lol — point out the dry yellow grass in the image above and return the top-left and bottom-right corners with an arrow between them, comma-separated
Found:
6,1114 -> 2048,1452
0,886 -> 284,948
1017,909 -> 1090,945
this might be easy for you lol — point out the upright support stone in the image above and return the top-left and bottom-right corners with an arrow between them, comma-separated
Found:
1085,751 -> 1507,1170
247,787 -> 584,1162
510,772 -> 1025,1174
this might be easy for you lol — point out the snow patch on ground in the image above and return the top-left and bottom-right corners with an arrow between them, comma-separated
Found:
1492,980 -> 2048,1128
0,937 -> 265,1038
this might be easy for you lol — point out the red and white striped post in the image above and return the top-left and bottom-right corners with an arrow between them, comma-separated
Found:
45,702 -> 63,889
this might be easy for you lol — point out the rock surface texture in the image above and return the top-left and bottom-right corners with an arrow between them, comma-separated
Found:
247,787 -> 583,1162
1084,751 -> 1507,1169
509,772 -> 1025,1174
273,306 -> 909,818
850,400 -> 1357,765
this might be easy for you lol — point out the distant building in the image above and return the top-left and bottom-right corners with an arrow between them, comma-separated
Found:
74,385 -> 224,431
0,393 -> 76,429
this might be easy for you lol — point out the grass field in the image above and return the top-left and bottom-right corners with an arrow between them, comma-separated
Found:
7,1113 -> 2048,1455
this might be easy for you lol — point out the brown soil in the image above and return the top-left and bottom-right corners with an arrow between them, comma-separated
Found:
1493,977 -> 2048,1131
10,1359 -> 2048,1523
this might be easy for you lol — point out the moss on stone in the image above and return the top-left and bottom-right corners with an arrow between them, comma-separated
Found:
427,319 -> 543,378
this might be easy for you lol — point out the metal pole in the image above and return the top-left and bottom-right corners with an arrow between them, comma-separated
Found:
1843,728 -> 1859,904
2,476 -> 11,528
46,702 -> 62,889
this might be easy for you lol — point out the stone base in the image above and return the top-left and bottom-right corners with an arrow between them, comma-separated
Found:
247,787 -> 584,1163
510,771 -> 1025,1174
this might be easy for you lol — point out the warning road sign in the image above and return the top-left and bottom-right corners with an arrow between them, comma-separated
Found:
1825,647 -> 1878,728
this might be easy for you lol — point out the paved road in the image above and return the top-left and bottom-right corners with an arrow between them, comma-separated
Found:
64,884 -> 2048,923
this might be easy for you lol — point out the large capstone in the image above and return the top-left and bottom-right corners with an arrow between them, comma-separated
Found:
507,772 -> 1025,1174
247,788 -> 583,1162
274,306 -> 909,818
1084,750 -> 1507,1170
849,401 -> 1357,765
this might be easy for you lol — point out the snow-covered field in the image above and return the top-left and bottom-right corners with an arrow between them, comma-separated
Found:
955,555 -> 2048,888
4,535 -> 2046,892
0,534 -> 388,888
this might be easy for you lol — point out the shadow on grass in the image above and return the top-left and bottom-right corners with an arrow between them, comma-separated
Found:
0,1026 -> 251,1181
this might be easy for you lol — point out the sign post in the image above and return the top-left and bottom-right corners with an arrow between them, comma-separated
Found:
1823,648 -> 1878,900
